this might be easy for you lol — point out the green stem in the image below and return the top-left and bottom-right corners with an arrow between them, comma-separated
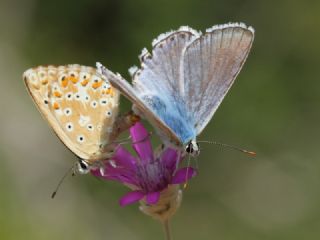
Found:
163,220 -> 172,240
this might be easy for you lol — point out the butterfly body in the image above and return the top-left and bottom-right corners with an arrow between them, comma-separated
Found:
98,23 -> 254,154
24,64 -> 123,171
139,94 -> 196,144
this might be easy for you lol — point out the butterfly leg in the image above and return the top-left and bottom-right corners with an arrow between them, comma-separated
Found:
109,110 -> 140,142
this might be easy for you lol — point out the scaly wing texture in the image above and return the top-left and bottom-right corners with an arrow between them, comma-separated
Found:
100,27 -> 200,145
130,26 -> 199,96
97,64 -> 181,146
24,65 -> 119,161
182,23 -> 254,134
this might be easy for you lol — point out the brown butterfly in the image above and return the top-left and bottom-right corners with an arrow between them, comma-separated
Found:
24,64 -> 139,175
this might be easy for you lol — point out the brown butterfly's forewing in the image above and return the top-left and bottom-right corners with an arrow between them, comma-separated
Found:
24,64 -> 122,163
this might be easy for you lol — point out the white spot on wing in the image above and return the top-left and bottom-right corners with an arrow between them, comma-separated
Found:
79,115 -> 90,127
91,101 -> 98,108
87,124 -> 94,131
66,92 -> 73,100
66,122 -> 73,132
128,66 -> 138,77
138,48 -> 150,61
105,110 -> 112,118
99,98 -> 108,106
77,135 -> 85,143
64,108 -> 72,116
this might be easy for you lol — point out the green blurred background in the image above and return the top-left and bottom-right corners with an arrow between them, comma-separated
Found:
1,0 -> 320,239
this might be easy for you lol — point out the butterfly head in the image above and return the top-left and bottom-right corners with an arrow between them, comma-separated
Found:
185,139 -> 200,157
75,159 -> 91,174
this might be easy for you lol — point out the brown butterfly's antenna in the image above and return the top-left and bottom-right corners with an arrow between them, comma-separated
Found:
51,165 -> 75,199
197,140 -> 256,156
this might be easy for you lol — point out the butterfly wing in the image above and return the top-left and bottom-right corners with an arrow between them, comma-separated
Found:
181,23 -> 254,135
97,65 -> 181,146
98,27 -> 199,145
24,65 -> 120,161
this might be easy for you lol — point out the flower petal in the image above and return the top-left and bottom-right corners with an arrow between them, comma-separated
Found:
112,145 -> 137,170
161,147 -> 179,173
119,190 -> 145,207
171,167 -> 197,184
103,169 -> 138,185
130,122 -> 153,163
146,191 -> 160,205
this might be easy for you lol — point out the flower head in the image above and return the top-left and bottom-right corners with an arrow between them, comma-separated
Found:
91,122 -> 196,207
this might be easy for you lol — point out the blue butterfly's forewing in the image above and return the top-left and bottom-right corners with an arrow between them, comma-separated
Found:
97,23 -> 254,148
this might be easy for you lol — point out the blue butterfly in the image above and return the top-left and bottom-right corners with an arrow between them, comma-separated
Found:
97,23 -> 254,156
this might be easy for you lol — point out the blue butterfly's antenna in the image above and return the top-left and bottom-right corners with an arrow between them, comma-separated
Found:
183,154 -> 192,189
197,141 -> 256,156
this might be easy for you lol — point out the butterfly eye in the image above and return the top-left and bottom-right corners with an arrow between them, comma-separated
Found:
76,159 -> 90,174
66,122 -> 73,132
79,160 -> 88,170
77,135 -> 85,143
185,143 -> 194,153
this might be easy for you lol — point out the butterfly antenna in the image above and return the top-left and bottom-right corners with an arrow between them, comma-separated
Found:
183,154 -> 192,189
51,165 -> 74,199
198,140 -> 256,156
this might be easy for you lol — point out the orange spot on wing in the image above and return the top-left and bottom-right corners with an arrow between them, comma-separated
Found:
53,102 -> 60,110
69,76 -> 78,84
106,87 -> 114,96
41,79 -> 48,85
61,77 -> 68,88
53,91 -> 62,98
81,79 -> 89,86
92,81 -> 102,89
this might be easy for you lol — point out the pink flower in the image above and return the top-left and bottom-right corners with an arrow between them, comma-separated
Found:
91,122 -> 196,207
